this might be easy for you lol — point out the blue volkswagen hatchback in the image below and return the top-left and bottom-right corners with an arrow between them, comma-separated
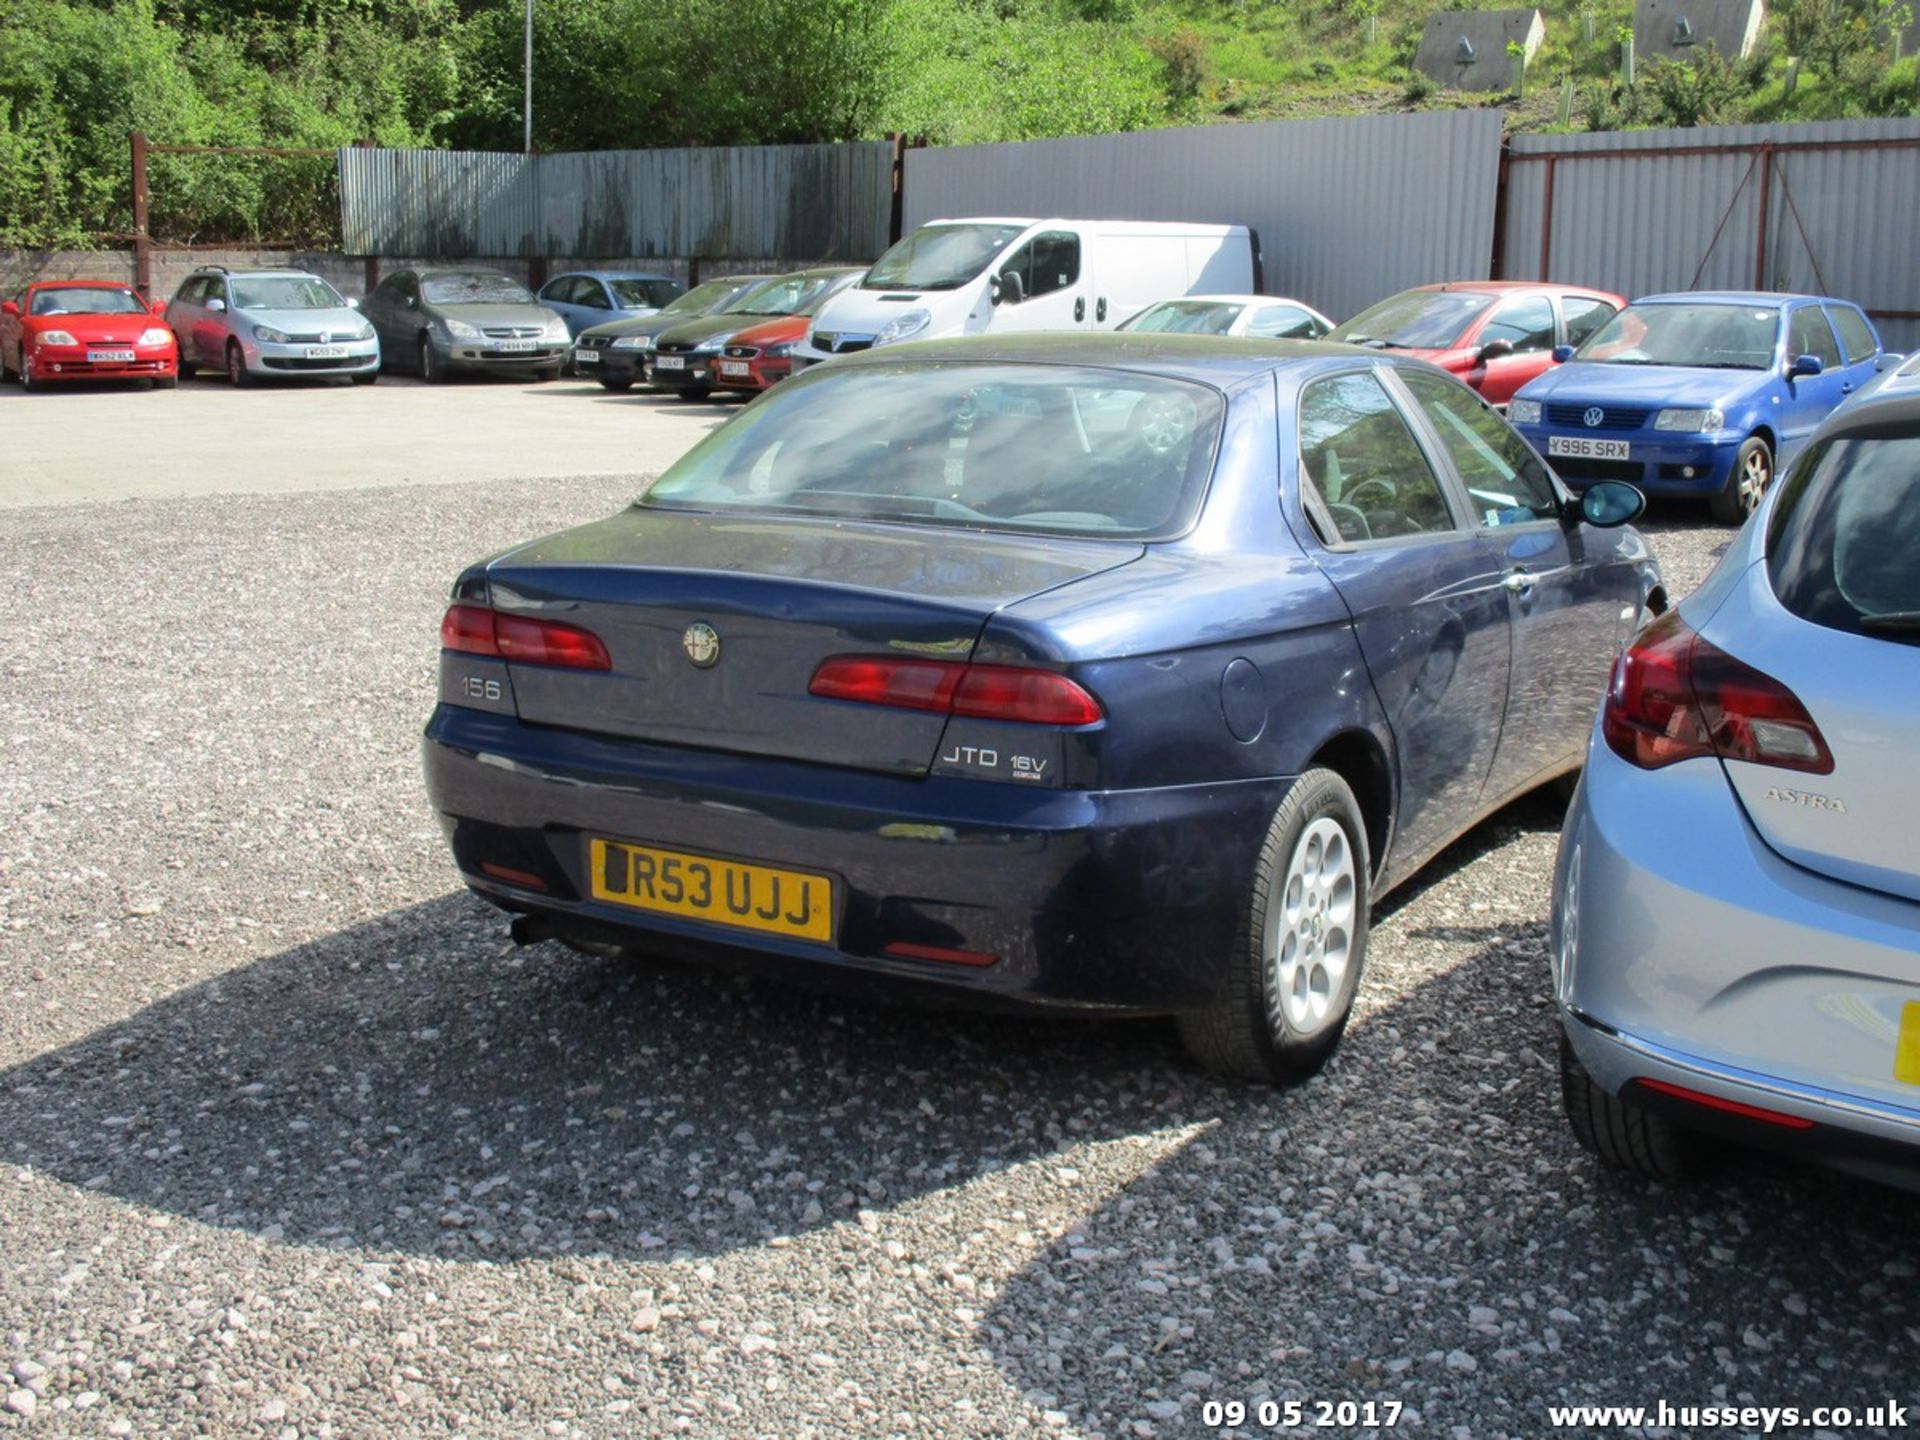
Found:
1507,292 -> 1883,523
423,336 -> 1658,1083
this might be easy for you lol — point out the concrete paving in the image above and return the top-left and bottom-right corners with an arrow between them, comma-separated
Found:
0,371 -> 734,508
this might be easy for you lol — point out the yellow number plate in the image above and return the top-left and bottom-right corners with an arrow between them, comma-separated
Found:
588,839 -> 834,944
1896,1002 -> 1920,1087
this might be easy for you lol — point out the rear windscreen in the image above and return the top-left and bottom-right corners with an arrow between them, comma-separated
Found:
1767,433 -> 1920,645
640,362 -> 1224,539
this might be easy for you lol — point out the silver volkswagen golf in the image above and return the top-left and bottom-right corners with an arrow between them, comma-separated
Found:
165,267 -> 379,385
1552,391 -> 1920,1188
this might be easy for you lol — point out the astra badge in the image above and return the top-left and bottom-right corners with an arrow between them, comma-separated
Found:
682,622 -> 721,668
1583,407 -> 1606,428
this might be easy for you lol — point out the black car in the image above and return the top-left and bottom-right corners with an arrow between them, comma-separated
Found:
570,276 -> 771,392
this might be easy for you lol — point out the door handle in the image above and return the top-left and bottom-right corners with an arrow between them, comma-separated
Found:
1503,569 -> 1535,594
1074,297 -> 1085,322
1097,297 -> 1108,322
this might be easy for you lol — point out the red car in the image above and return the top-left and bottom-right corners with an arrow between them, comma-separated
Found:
711,313 -> 808,393
1,279 -> 179,390
1327,281 -> 1625,408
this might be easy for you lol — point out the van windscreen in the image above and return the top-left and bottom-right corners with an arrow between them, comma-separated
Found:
863,224 -> 1027,291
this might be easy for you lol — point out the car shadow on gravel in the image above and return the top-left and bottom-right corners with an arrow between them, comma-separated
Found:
975,923 -> 1920,1436
0,889 -> 1205,1264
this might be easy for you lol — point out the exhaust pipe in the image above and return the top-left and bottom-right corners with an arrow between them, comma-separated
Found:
509,913 -> 559,947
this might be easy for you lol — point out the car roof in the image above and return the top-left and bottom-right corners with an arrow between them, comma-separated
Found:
1818,389 -> 1920,437
195,268 -> 320,279
1142,295 -> 1303,306
31,278 -> 137,289
1634,290 -> 1832,307
561,269 -> 676,281
828,332 -> 1405,386
1409,280 -> 1607,296
415,266 -> 522,279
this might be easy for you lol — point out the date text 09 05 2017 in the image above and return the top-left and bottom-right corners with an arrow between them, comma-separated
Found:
1203,1399 -> 1404,1431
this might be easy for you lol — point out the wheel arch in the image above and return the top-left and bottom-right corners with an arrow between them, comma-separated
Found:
1307,729 -> 1393,882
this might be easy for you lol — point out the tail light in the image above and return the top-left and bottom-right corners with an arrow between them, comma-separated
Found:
1631,1078 -> 1814,1130
1601,611 -> 1831,773
809,656 -> 1102,726
441,603 -> 610,671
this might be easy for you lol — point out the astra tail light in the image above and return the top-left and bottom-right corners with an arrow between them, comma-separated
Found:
1601,611 -> 1832,774
809,656 -> 1103,726
440,603 -> 611,671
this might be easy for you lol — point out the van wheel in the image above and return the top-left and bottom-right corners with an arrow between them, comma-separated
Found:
1559,1031 -> 1706,1181
1178,767 -> 1370,1084
1710,435 -> 1771,524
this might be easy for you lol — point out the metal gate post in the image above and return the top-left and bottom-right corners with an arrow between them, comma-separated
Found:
1538,154 -> 1558,280
131,131 -> 151,298
1754,143 -> 1775,290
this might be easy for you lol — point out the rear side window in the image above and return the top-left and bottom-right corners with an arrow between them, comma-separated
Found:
1561,296 -> 1616,348
1480,295 -> 1556,353
1828,306 -> 1877,365
1247,305 -> 1323,339
1788,306 -> 1842,368
1297,371 -> 1456,544
1768,432 -> 1920,643
1399,370 -> 1560,525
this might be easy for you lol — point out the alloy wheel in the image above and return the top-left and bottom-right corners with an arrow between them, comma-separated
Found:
1266,816 -> 1358,1035
1738,443 -> 1772,512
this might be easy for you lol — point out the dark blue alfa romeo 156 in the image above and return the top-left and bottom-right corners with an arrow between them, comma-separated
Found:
423,335 -> 1659,1083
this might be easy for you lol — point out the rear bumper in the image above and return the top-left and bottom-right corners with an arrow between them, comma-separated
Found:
1553,733 -> 1920,1172
422,703 -> 1287,1012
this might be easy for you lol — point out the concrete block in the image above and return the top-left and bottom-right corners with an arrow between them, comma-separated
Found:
1635,0 -> 1765,62
1415,10 -> 1547,92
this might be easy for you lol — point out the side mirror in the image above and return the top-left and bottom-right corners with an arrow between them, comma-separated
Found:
1575,480 -> 1646,528
207,298 -> 227,313
1477,338 -> 1514,363
0,301 -> 17,318
150,298 -> 168,315
1788,352 -> 1824,378
1551,344 -> 1575,364
346,296 -> 360,310
996,269 -> 1025,306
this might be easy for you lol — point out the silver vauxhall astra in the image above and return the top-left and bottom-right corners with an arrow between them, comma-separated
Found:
1552,390 -> 1920,1189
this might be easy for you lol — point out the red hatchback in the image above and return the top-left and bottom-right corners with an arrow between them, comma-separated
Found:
1,279 -> 179,390
1327,281 -> 1624,408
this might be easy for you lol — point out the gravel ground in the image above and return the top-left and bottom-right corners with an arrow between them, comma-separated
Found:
2,486 -> 1914,1439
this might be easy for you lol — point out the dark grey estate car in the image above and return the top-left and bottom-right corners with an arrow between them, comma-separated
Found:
362,269 -> 571,382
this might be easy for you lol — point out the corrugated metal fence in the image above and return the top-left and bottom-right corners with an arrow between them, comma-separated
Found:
902,112 -> 1507,329
336,118 -> 1920,348
338,141 -> 895,262
1500,118 -> 1920,352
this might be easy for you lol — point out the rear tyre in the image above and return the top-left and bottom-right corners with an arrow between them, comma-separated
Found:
419,336 -> 446,384
1559,1030 -> 1706,1181
1709,435 -> 1772,525
598,378 -> 634,393
226,342 -> 254,388
178,360 -> 197,380
1178,767 -> 1371,1084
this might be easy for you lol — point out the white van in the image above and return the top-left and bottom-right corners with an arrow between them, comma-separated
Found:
791,217 -> 1260,368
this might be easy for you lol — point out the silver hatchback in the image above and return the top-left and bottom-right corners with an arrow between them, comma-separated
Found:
1553,392 -> 1920,1189
165,268 -> 379,385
